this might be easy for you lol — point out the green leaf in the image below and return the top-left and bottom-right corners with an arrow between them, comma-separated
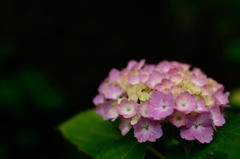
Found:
170,126 -> 194,157
177,137 -> 194,157
188,113 -> 240,159
97,135 -> 146,159
59,109 -> 121,157
166,145 -> 186,159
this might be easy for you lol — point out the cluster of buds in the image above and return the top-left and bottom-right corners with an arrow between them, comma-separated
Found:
93,60 -> 229,143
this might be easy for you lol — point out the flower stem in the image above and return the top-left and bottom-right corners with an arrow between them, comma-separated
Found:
147,145 -> 166,159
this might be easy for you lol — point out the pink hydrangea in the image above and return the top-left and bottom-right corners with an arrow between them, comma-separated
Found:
93,59 -> 230,143
180,112 -> 214,143
147,91 -> 175,120
133,118 -> 163,143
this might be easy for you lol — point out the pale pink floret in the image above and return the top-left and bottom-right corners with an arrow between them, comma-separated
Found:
143,64 -> 155,74
100,102 -> 119,121
201,86 -> 213,96
105,85 -> 123,100
108,68 -> 120,82
147,91 -> 175,120
169,110 -> 186,127
176,91 -> 197,114
195,98 -> 209,113
139,74 -> 149,83
127,60 -> 138,70
190,73 -> 206,87
212,82 -> 224,92
210,106 -> 225,127
156,61 -> 172,73
119,117 -> 132,136
128,75 -> 140,85
98,81 -> 111,96
170,74 -> 183,85
132,59 -> 145,70
155,79 -> 175,92
180,112 -> 214,143
137,100 -> 150,118
134,118 -> 163,143
192,68 -> 207,79
118,99 -> 137,118
214,91 -> 229,105
171,61 -> 191,71
93,94 -> 104,106
146,71 -> 166,89
167,68 -> 180,77
127,59 -> 145,70
170,86 -> 184,98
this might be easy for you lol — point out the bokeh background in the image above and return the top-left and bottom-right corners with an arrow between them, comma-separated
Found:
1,0 -> 240,158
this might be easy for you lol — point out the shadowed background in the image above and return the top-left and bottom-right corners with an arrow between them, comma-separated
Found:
1,0 -> 240,158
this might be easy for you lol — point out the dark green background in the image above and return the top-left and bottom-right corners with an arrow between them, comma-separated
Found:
1,0 -> 240,158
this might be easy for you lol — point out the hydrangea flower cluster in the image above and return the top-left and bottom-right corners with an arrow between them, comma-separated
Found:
93,60 -> 229,143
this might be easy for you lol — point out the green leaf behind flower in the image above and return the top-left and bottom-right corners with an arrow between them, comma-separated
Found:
59,109 -> 121,157
177,136 -> 194,157
188,113 -> 240,159
97,135 -> 146,159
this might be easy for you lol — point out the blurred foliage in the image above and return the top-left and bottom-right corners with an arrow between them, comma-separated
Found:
14,129 -> 35,147
229,88 -> 240,107
0,70 -> 65,114
19,70 -> 65,110
225,40 -> 240,63
0,41 -> 13,61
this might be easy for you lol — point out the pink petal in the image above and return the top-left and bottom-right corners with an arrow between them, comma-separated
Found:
134,130 -> 150,143
93,94 -> 104,106
156,61 -> 172,73
148,92 -> 174,120
196,112 -> 213,127
171,61 -> 191,71
148,124 -> 163,142
132,59 -> 145,70
146,71 -> 166,89
201,86 -> 213,96
95,104 -> 104,117
101,102 -> 119,121
180,126 -> 195,141
131,113 -> 141,125
127,60 -> 138,70
170,86 -> 183,98
109,68 -> 120,82
175,91 -> 197,114
190,73 -> 206,87
170,74 -> 183,85
138,100 -> 150,118
192,68 -> 207,79
119,117 -> 132,136
180,112 -> 213,143
105,85 -> 123,99
134,119 -> 162,143
194,126 -> 213,143
128,75 -> 140,85
169,110 -> 186,127
210,106 -> 225,126
212,83 -> 224,92
117,99 -> 137,118
139,74 -> 149,83
195,98 -> 209,113
98,81 -> 110,95
214,91 -> 229,105
155,79 -> 175,92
